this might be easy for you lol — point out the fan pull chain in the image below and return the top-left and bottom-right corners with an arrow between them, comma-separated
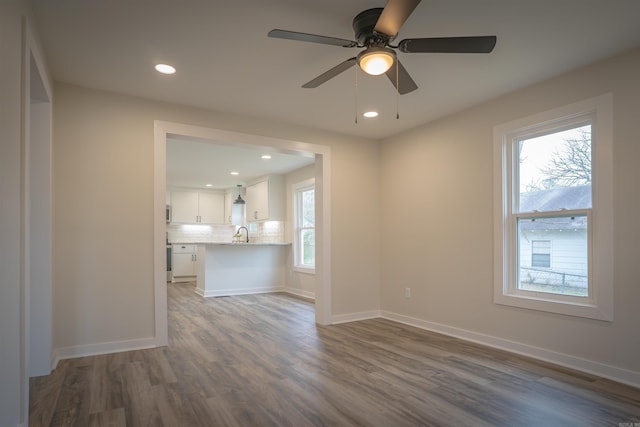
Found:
396,62 -> 400,120
354,65 -> 358,124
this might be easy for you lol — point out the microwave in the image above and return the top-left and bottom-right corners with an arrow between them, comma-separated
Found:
166,205 -> 171,223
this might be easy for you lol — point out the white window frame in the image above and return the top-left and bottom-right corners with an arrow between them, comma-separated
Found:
293,178 -> 315,274
493,94 -> 613,321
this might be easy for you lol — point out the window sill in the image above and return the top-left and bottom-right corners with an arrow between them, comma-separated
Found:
494,290 -> 612,322
292,266 -> 315,275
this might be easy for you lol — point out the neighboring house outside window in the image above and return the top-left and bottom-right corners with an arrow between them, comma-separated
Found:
493,94 -> 613,321
293,178 -> 315,273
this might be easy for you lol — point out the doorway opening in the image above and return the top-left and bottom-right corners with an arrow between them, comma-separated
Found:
153,122 -> 332,346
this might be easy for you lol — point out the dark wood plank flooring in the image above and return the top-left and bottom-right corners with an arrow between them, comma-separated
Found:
30,282 -> 640,426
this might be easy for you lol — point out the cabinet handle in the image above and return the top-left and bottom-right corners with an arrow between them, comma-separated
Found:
254,211 -> 258,219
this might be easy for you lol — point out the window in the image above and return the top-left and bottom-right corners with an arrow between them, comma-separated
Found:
531,240 -> 551,268
493,94 -> 613,321
293,179 -> 315,273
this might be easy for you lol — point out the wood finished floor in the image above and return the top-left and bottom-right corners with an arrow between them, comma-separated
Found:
30,282 -> 640,426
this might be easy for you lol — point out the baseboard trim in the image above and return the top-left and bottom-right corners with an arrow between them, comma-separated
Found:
380,310 -> 640,389
51,337 -> 160,369
283,287 -> 315,300
49,305 -> 639,389
331,310 -> 381,325
197,286 -> 287,298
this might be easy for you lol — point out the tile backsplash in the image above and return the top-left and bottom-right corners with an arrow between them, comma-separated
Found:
167,221 -> 285,244
249,221 -> 285,243
167,224 -> 234,243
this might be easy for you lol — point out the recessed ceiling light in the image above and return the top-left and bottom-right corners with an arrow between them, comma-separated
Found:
205,184 -> 213,187
155,63 -> 176,74
363,111 -> 379,118
230,171 -> 239,176
261,155 -> 272,159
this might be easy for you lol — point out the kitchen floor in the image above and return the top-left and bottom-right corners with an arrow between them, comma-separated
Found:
29,283 -> 640,426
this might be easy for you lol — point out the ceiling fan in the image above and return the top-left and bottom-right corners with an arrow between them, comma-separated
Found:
268,0 -> 496,95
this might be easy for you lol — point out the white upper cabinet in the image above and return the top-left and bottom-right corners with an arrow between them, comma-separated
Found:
198,192 -> 225,224
245,175 -> 284,222
246,180 -> 269,222
170,191 -> 198,223
170,190 -> 225,224
224,190 -> 234,224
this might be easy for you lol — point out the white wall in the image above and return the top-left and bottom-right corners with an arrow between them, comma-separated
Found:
0,4 -> 26,424
285,164 -> 317,299
380,48 -> 640,383
52,83 -> 381,353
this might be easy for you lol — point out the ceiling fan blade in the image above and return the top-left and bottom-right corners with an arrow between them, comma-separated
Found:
302,57 -> 357,88
399,36 -> 497,53
385,60 -> 418,95
268,29 -> 357,48
374,0 -> 421,38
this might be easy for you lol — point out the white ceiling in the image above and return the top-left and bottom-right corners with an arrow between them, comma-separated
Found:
166,136 -> 314,189
29,0 -> 640,183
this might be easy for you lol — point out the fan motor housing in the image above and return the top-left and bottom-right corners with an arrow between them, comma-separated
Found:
352,8 -> 387,46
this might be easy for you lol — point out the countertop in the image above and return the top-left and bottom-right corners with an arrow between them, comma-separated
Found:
170,241 -> 291,246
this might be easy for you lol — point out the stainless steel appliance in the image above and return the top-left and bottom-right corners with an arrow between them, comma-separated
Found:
166,232 -> 172,282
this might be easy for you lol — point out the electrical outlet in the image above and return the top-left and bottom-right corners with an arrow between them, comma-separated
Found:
405,287 -> 411,299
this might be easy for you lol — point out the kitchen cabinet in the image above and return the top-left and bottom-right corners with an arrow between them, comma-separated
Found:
172,244 -> 198,281
245,175 -> 284,222
170,190 -> 224,224
198,192 -> 225,224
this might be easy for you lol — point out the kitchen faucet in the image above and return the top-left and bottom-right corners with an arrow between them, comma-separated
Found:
237,226 -> 249,243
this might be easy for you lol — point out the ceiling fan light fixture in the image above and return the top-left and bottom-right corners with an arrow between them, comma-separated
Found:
357,47 -> 395,76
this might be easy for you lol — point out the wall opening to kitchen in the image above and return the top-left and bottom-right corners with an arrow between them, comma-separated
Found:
153,122 -> 332,346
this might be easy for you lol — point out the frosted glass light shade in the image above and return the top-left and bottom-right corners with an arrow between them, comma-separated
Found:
357,47 -> 395,76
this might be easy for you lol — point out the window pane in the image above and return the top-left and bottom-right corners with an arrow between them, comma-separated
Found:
531,253 -> 551,268
518,125 -> 592,212
302,189 -> 314,227
517,215 -> 588,296
301,229 -> 315,266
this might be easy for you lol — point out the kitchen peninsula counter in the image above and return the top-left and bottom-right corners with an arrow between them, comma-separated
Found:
199,242 -> 291,246
194,242 -> 290,297
170,241 -> 290,246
